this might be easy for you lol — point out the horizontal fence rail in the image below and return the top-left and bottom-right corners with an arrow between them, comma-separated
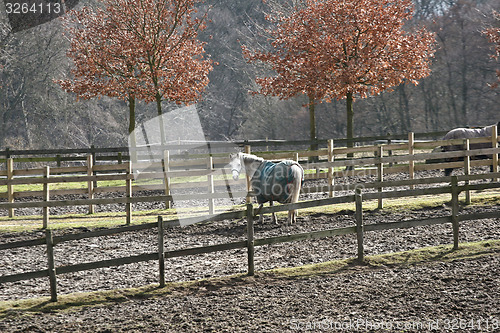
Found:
0,174 -> 499,302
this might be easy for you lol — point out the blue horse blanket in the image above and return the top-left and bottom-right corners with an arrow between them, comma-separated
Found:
251,160 -> 304,204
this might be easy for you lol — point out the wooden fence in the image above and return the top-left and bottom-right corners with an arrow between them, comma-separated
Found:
0,129 -> 499,227
0,131 -> 450,167
0,173 -> 499,302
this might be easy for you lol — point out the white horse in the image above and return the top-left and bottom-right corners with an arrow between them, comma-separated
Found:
439,122 -> 499,176
229,152 -> 304,224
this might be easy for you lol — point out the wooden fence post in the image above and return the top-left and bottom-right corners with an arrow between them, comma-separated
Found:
43,166 -> 50,229
492,125 -> 498,179
244,145 -> 252,204
327,139 -> 334,198
87,155 -> 95,214
45,229 -> 58,302
207,156 -> 215,215
163,150 -> 171,209
463,139 -> 471,205
7,158 -> 14,218
126,162 -> 132,225
158,216 -> 165,288
451,176 -> 460,250
408,132 -> 415,189
355,188 -> 364,262
377,145 -> 384,209
246,203 -> 255,276
91,145 -> 97,188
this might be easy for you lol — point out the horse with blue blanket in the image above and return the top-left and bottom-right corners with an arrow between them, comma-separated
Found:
229,152 -> 304,224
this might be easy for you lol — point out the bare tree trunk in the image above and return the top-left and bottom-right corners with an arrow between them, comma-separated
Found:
308,95 -> 318,161
128,96 -> 136,137
346,92 -> 354,163
128,95 -> 137,162
21,99 -> 32,147
436,32 -> 459,127
156,92 -> 166,147
397,84 -> 411,132
459,23 -> 468,124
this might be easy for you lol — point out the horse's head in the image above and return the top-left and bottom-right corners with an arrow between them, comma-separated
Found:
426,146 -> 446,164
229,153 -> 242,180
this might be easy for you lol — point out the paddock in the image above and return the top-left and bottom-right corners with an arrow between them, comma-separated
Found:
0,133 -> 499,332
1,167 -> 499,301
0,197 -> 499,332
0,195 -> 499,300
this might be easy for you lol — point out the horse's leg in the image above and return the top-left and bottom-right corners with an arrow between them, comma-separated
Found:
444,167 -> 453,177
270,201 -> 277,224
258,204 -> 264,224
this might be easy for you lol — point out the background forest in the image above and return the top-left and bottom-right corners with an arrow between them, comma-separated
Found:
0,0 -> 499,149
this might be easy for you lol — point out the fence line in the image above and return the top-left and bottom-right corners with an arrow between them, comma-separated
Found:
0,130 -> 499,227
0,155 -> 497,223
0,174 -> 499,301
0,135 -> 497,180
0,131 -> 450,165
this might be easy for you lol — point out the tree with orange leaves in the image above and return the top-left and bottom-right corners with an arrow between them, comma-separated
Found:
57,0 -> 213,146
484,11 -> 500,88
243,0 -> 435,151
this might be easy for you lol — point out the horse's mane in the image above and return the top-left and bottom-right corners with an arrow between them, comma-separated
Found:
240,152 -> 265,164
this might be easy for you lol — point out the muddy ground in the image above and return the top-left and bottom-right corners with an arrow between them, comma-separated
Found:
0,205 -> 499,332
0,169 -> 499,332
1,254 -> 499,332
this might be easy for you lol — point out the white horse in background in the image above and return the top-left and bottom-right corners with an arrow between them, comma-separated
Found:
438,122 -> 499,176
229,152 -> 304,224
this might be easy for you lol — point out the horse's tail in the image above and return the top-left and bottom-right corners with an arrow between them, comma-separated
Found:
289,163 -> 303,207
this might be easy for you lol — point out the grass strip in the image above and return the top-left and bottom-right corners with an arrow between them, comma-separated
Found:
0,191 -> 498,233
